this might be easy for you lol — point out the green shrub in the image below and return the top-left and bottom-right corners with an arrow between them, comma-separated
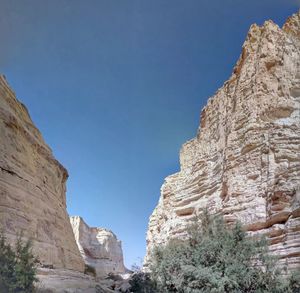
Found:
147,211 -> 300,293
0,231 -> 38,293
129,272 -> 157,293
84,264 -> 96,277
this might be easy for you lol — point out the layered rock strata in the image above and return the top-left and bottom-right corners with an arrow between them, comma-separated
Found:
70,216 -> 127,278
0,75 -> 84,272
0,76 -> 128,292
146,11 -> 300,271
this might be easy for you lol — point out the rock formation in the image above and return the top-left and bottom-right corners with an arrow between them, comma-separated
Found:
70,216 -> 127,277
0,75 -> 85,272
0,75 -> 128,292
146,11 -> 300,271
0,75 -> 130,292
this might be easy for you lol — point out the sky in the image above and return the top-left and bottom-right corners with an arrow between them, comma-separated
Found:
0,0 -> 298,268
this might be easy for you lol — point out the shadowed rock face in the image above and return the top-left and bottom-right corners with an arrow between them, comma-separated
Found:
146,11 -> 300,271
70,216 -> 127,278
0,75 -> 84,272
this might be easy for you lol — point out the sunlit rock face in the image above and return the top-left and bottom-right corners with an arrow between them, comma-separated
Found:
0,75 -> 84,272
146,11 -> 300,271
70,216 -> 127,277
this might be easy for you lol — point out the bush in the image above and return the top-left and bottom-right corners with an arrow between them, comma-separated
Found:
84,264 -> 96,277
147,211 -> 300,293
0,231 -> 38,293
129,272 -> 157,293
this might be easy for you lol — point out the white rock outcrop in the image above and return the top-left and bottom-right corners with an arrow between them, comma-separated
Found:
146,11 -> 300,271
36,268 -> 113,293
70,216 -> 127,278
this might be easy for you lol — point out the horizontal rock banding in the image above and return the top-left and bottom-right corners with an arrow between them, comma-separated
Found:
146,11 -> 300,271
0,75 -> 84,272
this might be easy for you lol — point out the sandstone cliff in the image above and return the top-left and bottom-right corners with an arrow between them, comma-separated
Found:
70,216 -> 127,278
0,76 -> 127,292
146,11 -> 300,271
0,75 -> 84,272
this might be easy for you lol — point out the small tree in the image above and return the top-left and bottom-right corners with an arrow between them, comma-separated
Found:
129,272 -> 157,293
0,232 -> 16,292
129,259 -> 157,293
148,212 -> 300,293
0,231 -> 38,293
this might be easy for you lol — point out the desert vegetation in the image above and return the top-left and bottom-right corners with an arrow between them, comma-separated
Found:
130,212 -> 300,293
0,232 -> 38,293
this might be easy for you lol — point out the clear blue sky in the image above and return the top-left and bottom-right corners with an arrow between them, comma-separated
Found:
0,0 -> 298,268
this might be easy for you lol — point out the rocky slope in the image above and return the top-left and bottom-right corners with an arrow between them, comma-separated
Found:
70,216 -> 127,278
0,75 -> 84,272
146,11 -> 300,271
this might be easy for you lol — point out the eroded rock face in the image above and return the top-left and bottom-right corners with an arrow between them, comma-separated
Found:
70,216 -> 127,277
0,75 -> 84,272
146,11 -> 300,271
36,268 -> 112,293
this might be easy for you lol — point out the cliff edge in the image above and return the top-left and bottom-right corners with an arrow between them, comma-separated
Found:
0,75 -> 85,272
146,11 -> 300,271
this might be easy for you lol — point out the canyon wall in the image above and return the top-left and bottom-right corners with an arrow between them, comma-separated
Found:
70,216 -> 127,277
0,76 -> 128,292
0,75 -> 84,272
146,11 -> 300,271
